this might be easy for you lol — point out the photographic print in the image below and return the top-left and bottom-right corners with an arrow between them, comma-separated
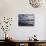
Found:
18,14 -> 35,26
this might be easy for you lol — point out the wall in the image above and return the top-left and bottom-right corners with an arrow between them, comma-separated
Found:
0,0 -> 46,40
